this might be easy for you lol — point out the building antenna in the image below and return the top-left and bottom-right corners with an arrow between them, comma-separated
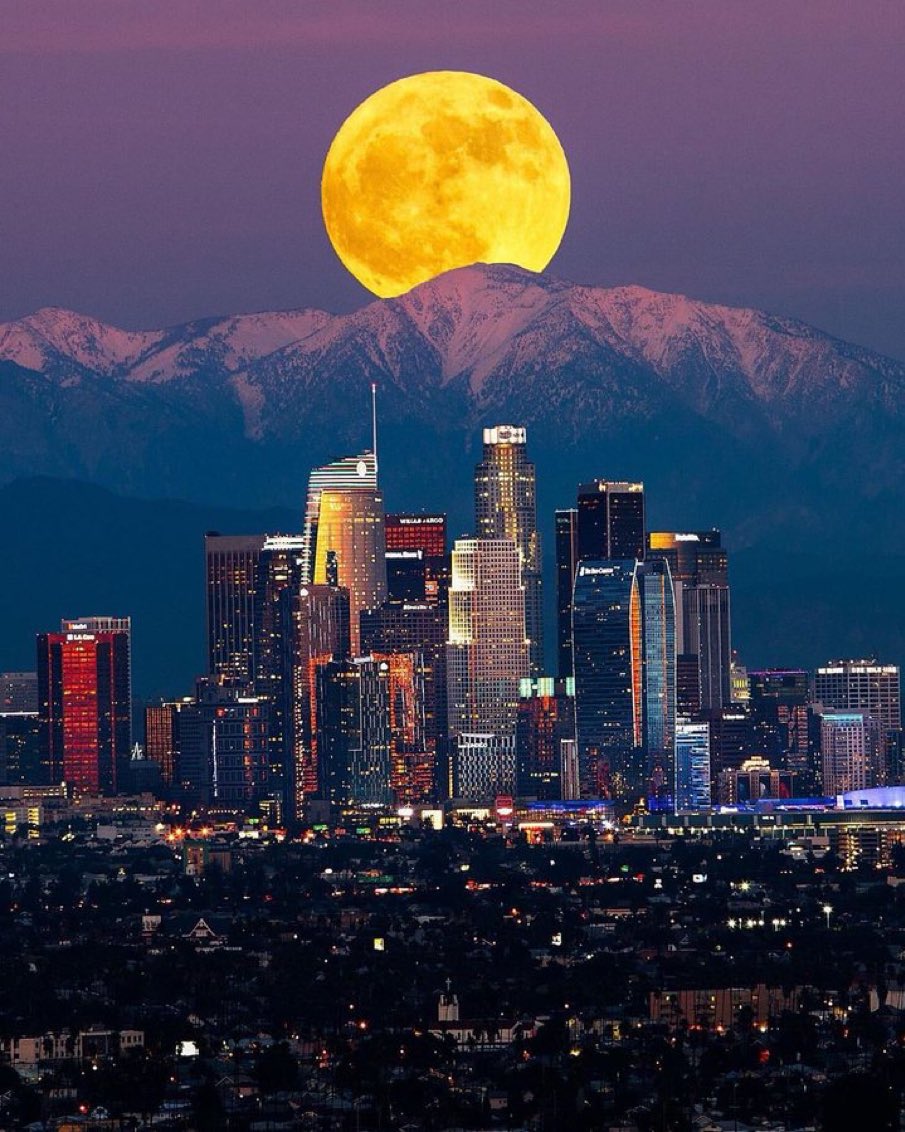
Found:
371,382 -> 378,476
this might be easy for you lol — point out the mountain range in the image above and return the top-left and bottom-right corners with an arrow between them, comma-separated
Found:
1,263 -> 903,691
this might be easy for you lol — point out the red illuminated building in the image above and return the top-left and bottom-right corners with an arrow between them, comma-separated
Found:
37,619 -> 132,794
385,514 -> 446,557
385,514 -> 448,605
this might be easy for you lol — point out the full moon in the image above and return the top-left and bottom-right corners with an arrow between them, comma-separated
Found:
321,71 -> 571,297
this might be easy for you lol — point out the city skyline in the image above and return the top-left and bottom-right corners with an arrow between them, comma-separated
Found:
3,7 -> 904,1126
3,415 -> 901,822
2,413 -> 902,684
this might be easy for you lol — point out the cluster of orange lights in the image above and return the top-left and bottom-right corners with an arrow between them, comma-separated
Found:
164,825 -> 212,842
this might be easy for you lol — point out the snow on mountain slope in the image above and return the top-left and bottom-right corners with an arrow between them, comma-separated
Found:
1,264 -> 904,563
0,306 -> 332,385
391,263 -> 571,385
127,308 -> 333,383
0,307 -> 162,376
1,263 -> 903,426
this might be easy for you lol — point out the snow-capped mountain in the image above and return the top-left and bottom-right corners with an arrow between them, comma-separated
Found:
0,264 -> 902,555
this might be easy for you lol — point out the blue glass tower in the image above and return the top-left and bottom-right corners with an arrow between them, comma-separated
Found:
675,720 -> 711,812
572,558 -> 676,807
637,559 -> 676,810
572,560 -> 641,800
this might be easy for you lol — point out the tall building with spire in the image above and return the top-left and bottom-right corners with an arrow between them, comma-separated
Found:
301,387 -> 387,655
474,426 -> 543,674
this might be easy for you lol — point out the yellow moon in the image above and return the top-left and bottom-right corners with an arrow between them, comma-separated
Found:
321,71 -> 571,297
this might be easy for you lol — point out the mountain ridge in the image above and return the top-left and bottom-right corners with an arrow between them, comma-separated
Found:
0,263 -> 902,557
4,263 -> 904,401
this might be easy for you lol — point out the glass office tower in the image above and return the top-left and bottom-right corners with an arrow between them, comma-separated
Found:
446,538 -> 530,800
315,657 -> 394,808
205,534 -> 265,686
474,426 -> 543,674
572,560 -> 641,802
554,509 -> 578,679
37,619 -> 132,793
572,558 -> 675,807
648,530 -> 731,711
675,720 -> 712,812
637,560 -> 677,810
302,450 -> 387,656
576,480 -> 646,562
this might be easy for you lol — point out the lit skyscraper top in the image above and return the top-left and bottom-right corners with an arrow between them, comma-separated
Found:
647,529 -> 732,712
301,450 -> 378,583
311,486 -> 387,655
300,391 -> 385,655
474,425 -> 543,674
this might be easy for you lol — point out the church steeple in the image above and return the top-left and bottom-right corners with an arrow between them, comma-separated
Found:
438,979 -> 459,1022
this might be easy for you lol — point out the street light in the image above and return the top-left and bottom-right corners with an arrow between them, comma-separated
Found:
822,903 -> 833,929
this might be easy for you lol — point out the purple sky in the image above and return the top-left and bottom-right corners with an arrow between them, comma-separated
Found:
2,0 -> 904,359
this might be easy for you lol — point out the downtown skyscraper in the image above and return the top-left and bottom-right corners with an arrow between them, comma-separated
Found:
36,617 -> 132,793
820,711 -> 883,795
315,657 -> 396,808
252,535 -> 307,815
815,658 -> 901,787
205,534 -> 265,686
361,600 -> 447,800
675,720 -> 712,813
515,676 -> 576,800
747,669 -> 811,784
648,530 -> 732,712
286,582 -> 351,810
385,513 -> 449,605
176,681 -> 270,807
814,659 -> 901,732
576,480 -> 646,562
474,426 -> 543,674
446,538 -> 530,801
302,449 -> 387,655
571,559 -> 676,807
557,481 -> 646,682
554,508 -> 579,679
